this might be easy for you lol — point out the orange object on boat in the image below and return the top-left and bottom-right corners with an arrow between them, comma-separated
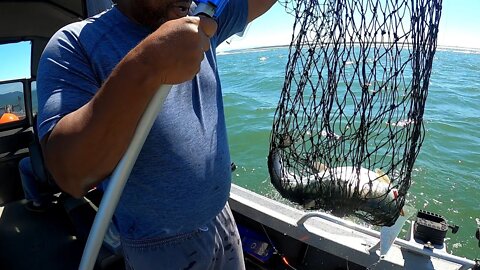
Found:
0,112 -> 20,124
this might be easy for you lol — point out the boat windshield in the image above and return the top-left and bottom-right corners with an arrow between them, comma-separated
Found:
0,41 -> 36,125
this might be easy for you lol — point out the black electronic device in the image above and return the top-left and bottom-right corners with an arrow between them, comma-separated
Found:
413,210 -> 459,247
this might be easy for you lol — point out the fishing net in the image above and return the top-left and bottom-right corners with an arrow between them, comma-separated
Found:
268,0 -> 443,226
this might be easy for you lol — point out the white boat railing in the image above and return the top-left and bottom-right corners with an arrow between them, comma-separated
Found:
229,184 -> 476,270
296,211 -> 475,270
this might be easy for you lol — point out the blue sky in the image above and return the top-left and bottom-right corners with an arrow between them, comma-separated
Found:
218,0 -> 480,51
1,0 -> 479,81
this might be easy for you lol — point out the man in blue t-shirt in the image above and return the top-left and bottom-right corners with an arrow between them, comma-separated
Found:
37,0 -> 276,268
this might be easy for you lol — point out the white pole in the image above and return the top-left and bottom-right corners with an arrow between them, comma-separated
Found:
78,85 -> 172,270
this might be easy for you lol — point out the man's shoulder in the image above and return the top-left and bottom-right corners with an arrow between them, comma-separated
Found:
57,9 -> 114,41
47,8 -> 133,57
212,0 -> 249,46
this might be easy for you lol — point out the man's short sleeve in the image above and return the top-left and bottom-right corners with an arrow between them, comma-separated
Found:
214,0 -> 249,46
36,23 -> 100,141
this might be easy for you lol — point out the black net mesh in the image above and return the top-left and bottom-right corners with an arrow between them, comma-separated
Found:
268,0 -> 443,226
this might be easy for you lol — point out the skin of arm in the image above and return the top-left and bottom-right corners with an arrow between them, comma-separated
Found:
247,0 -> 277,23
41,0 -> 276,198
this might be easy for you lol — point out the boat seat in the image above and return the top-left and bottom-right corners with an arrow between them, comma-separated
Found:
27,115 -> 124,269
0,126 -> 31,205
28,115 -> 58,189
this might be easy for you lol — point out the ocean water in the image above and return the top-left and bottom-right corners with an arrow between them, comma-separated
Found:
218,46 -> 480,260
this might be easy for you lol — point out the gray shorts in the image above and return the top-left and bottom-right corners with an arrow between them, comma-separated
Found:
121,203 -> 245,270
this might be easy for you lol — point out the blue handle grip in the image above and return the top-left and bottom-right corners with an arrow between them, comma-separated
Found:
194,0 -> 229,18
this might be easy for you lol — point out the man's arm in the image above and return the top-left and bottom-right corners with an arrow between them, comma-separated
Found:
41,17 -> 217,198
247,0 -> 277,23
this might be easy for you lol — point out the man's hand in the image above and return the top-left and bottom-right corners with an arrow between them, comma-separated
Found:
140,16 -> 218,85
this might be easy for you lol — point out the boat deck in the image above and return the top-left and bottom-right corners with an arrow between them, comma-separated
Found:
0,199 -> 82,270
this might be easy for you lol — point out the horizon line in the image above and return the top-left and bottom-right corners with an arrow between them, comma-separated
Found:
218,43 -> 480,53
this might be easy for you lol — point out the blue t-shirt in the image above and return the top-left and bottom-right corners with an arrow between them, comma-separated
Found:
37,2 -> 248,239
